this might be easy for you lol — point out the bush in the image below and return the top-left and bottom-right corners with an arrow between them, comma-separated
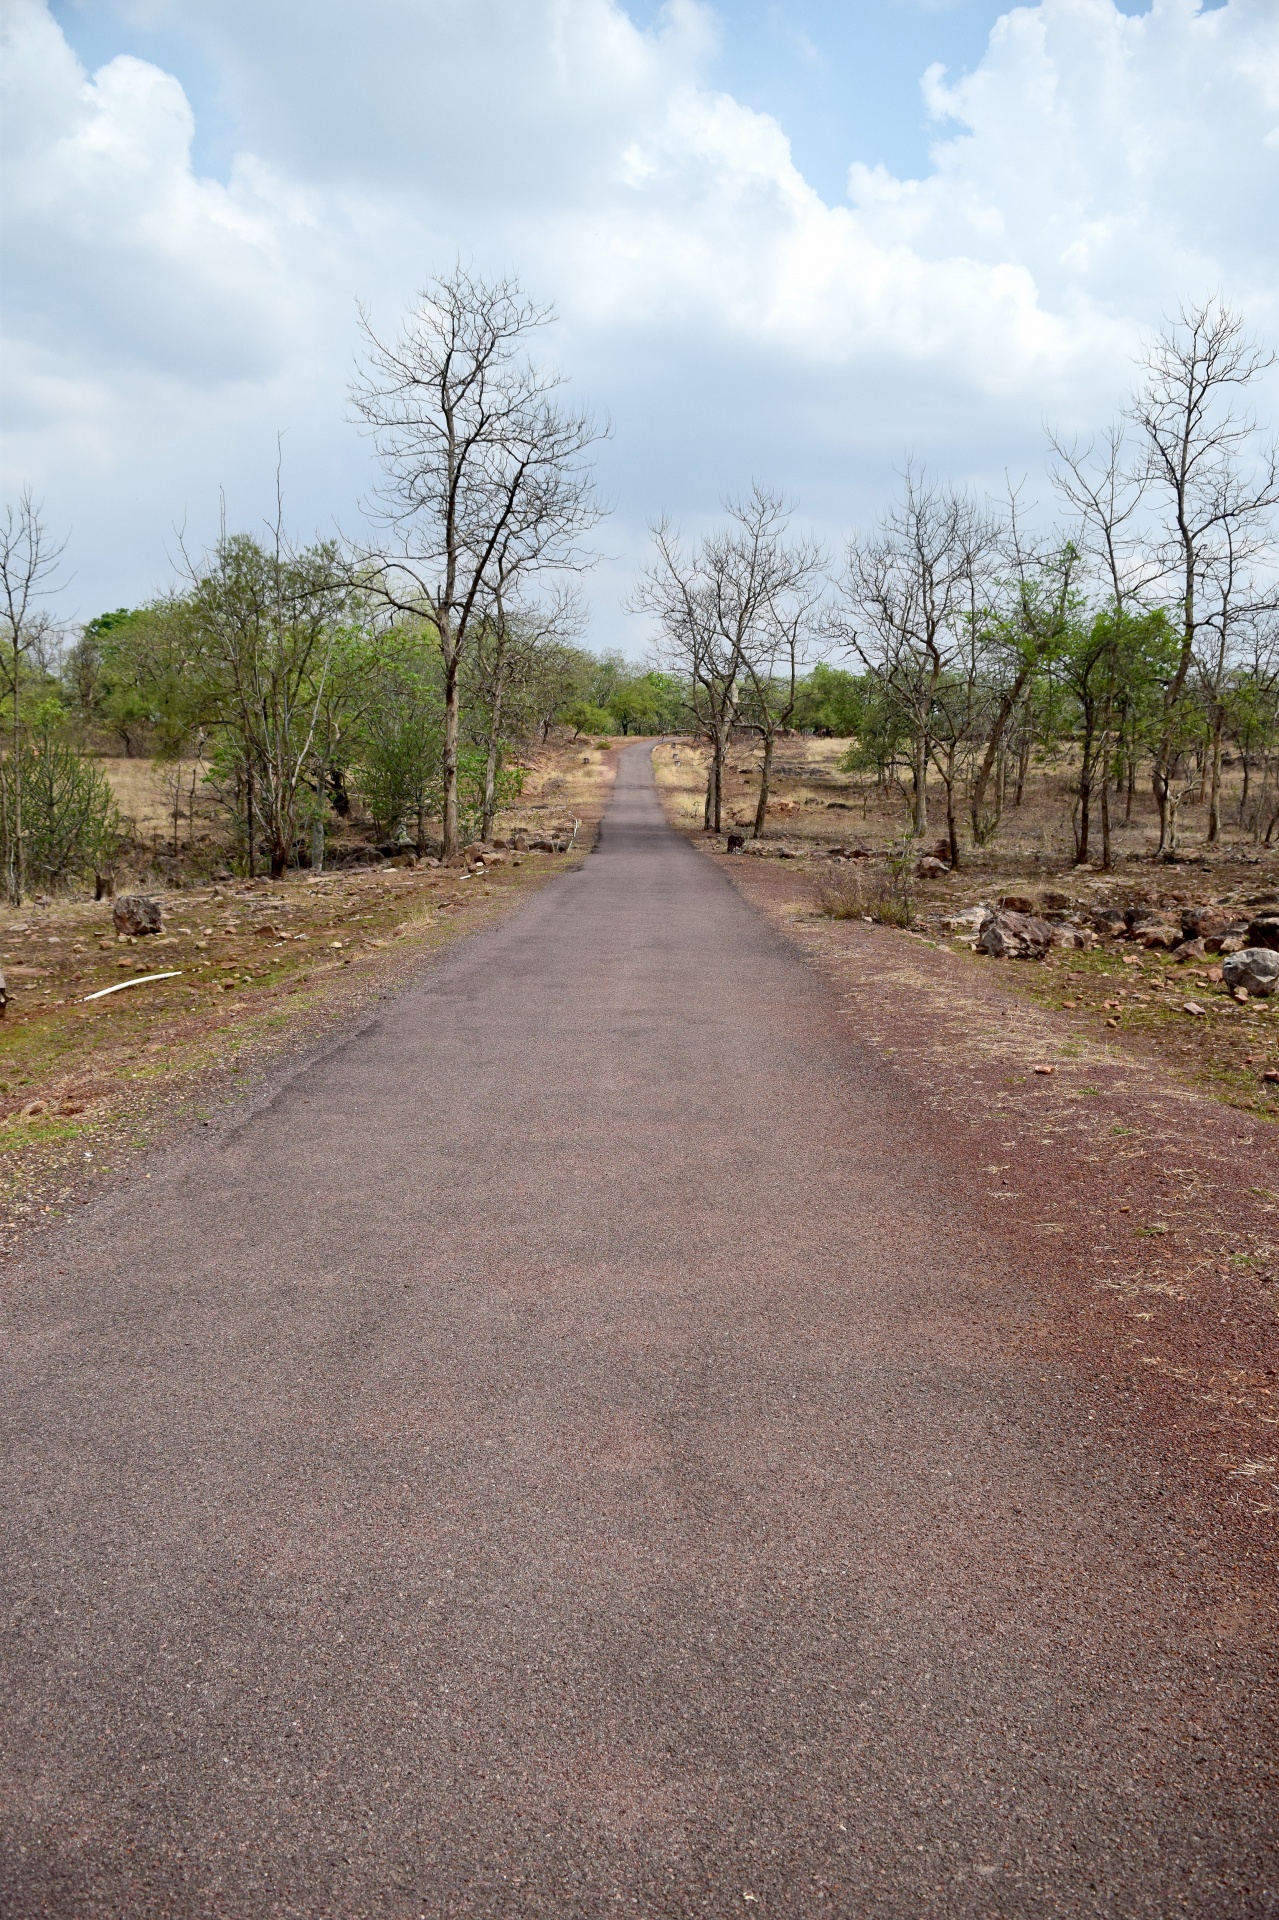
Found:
819,852 -> 915,928
0,725 -> 124,891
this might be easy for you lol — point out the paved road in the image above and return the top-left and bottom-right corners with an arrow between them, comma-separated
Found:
2,747 -> 1275,1917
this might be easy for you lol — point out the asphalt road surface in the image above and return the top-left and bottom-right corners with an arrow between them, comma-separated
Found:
2,746 -> 1276,1918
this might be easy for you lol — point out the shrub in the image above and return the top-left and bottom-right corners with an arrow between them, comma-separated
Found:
0,724 -> 124,892
818,851 -> 915,928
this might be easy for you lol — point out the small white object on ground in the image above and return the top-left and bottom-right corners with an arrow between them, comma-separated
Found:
82,972 -> 182,1002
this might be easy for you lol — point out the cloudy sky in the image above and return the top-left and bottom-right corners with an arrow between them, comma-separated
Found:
3,0 -> 1278,650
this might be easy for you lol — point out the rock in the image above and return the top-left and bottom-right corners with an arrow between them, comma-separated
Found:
1040,890 -> 1071,911
998,894 -> 1037,914
1247,914 -> 1279,951
977,909 -> 1053,960
112,895 -> 162,936
917,855 -> 950,878
1173,937 -> 1207,963
512,834 -> 529,851
1182,1001 -> 1207,1017
1182,905 -> 1236,939
725,831 -> 746,854
1222,948 -> 1279,997
1208,931 -> 1249,955
942,906 -> 987,932
1094,908 -> 1129,937
1050,923 -> 1096,950
1133,920 -> 1181,950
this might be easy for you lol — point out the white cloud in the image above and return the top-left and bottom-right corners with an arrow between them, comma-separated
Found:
2,0 -> 1278,639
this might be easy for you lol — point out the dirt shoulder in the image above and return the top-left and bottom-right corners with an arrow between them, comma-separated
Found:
0,744 -> 620,1257
682,825 -> 1279,1582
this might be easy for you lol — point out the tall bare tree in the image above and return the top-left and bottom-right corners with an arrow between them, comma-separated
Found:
351,266 -> 605,856
736,535 -> 826,836
1129,298 -> 1279,854
633,487 -> 816,835
0,492 -> 67,904
832,467 -> 995,842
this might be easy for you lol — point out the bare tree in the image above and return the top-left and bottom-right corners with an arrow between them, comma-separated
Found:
1129,297 -> 1279,854
0,492 -> 68,904
737,534 -> 827,836
351,266 -> 606,856
832,467 -> 995,843
633,487 -> 813,835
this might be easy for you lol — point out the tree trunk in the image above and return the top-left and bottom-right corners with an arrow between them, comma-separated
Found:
969,670 -> 1029,843
1207,714 -> 1224,844
753,732 -> 774,837
1100,732 -> 1112,871
1075,717 -> 1094,865
709,730 -> 726,834
481,679 -> 505,844
246,761 -> 256,879
944,770 -> 960,870
441,653 -> 461,856
311,756 -> 326,873
911,729 -> 928,837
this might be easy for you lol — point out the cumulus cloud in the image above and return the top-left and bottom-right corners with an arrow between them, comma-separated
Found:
2,0 -> 1278,635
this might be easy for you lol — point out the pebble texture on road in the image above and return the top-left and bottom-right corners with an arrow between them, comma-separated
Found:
2,746 -> 1276,1917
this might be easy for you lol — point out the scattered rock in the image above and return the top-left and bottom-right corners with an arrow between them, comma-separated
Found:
917,855 -> 950,878
1094,908 -> 1129,937
1247,914 -> 1279,951
1033,1064 -> 1056,1075
1173,937 -> 1207,963
1133,920 -> 1181,950
1040,890 -> 1071,911
1209,931 -> 1250,955
1049,924 -> 1096,950
725,831 -> 746,854
1223,948 -> 1279,998
978,909 -> 1054,960
998,894 -> 1037,914
1182,1001 -> 1207,1017
112,895 -> 162,937
941,906 -> 987,933
1182,905 -> 1237,939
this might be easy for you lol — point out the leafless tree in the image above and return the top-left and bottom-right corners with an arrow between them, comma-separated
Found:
831,467 -> 995,842
351,266 -> 606,856
633,487 -> 816,835
0,492 -> 68,903
1129,297 -> 1279,854
737,536 -> 827,835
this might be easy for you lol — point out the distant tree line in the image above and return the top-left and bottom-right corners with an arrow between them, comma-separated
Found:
4,289 -> 1278,902
636,297 -> 1279,867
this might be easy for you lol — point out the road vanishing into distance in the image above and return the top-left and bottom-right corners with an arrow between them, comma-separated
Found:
2,745 -> 1276,1918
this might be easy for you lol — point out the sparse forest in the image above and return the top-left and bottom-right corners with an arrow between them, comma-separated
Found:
4,293 -> 1278,907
